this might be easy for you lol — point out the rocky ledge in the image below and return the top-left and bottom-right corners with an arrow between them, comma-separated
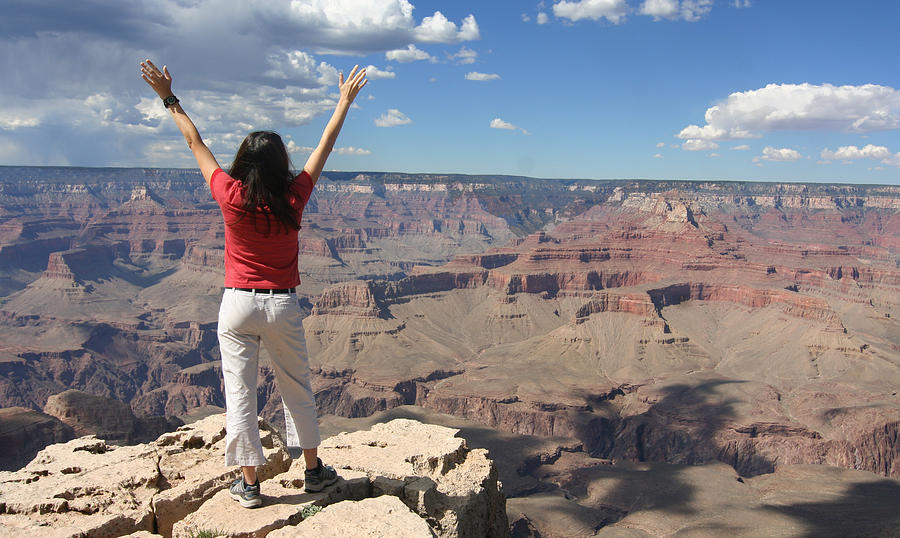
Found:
0,415 -> 508,538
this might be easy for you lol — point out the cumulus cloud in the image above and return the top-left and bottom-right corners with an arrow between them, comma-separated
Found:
364,65 -> 396,80
490,117 -> 528,134
682,139 -> 719,151
553,0 -> 628,24
334,146 -> 373,155
490,118 -> 517,130
820,144 -> 890,161
414,12 -> 480,42
450,47 -> 478,64
656,142 -> 666,147
654,153 -> 663,158
465,72 -> 501,81
537,12 -> 550,24
677,83 -> 900,144
732,0 -> 751,7
0,0 -> 479,165
375,109 -> 412,127
731,144 -> 751,150
0,113 -> 40,130
640,0 -> 712,21
490,118 -> 529,134
820,144 -> 900,167
755,146 -> 802,162
386,44 -> 435,62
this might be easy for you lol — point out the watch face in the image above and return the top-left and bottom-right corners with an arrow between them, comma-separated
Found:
164,96 -> 177,105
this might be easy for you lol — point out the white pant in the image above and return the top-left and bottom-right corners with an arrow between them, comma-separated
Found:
218,288 -> 320,466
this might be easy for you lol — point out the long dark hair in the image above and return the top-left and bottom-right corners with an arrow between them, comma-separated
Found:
228,131 -> 300,234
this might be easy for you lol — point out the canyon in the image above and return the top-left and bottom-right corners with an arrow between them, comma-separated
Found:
1,165 -> 899,535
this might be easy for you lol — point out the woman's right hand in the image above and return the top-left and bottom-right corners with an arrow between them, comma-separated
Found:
338,65 -> 368,105
140,59 -> 175,99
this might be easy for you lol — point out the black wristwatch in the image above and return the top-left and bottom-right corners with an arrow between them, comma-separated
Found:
162,95 -> 179,108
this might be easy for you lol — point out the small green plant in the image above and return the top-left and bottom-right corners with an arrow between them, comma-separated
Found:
187,528 -> 225,538
300,504 -> 323,519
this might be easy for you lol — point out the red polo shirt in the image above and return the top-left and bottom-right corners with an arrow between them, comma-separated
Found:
210,168 -> 313,288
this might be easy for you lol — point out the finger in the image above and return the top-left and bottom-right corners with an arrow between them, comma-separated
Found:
347,64 -> 358,79
146,59 -> 159,72
339,71 -> 344,86
163,66 -> 171,81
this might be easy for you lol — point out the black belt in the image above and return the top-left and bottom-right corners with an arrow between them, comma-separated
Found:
228,287 -> 296,294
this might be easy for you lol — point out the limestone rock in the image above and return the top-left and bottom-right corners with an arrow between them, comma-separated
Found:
172,469 -> 369,538
43,389 -> 181,444
318,419 -> 508,537
0,406 -> 74,471
270,495 -> 438,537
0,414 -> 290,538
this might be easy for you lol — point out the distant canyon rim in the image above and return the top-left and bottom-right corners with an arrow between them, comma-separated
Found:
1,167 -> 898,510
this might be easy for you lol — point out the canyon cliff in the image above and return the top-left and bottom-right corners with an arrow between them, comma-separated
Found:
1,166 -> 899,536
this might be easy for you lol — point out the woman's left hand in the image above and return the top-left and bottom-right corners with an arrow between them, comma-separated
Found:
338,65 -> 368,105
140,59 -> 175,99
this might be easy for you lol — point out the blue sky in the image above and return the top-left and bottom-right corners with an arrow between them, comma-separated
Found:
2,1 -> 900,184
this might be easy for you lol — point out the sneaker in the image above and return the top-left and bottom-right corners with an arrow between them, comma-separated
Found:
229,478 -> 262,508
304,458 -> 339,492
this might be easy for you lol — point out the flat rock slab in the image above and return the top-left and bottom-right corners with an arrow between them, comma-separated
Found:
0,414 -> 290,538
172,470 -> 369,538
269,495 -> 437,537
319,418 -> 467,480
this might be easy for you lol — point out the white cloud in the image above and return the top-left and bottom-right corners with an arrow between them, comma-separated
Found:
755,146 -> 802,162
682,139 -> 719,151
465,72 -> 501,81
820,144 -> 900,167
386,44 -> 435,62
677,83 -> 900,142
677,124 -> 730,140
732,0 -> 751,8
708,152 -> 720,157
0,113 -> 40,130
537,12 -> 550,24
0,0 -> 483,166
731,144 -> 751,150
656,141 -> 666,147
490,118 -> 517,130
820,144 -> 890,161
375,108 -> 412,127
640,0 -> 676,19
450,47 -> 478,64
490,118 -> 528,134
553,0 -> 628,24
414,12 -> 480,42
334,146 -> 372,155
641,0 -> 713,21
364,65 -> 396,80
522,13 -> 532,22
654,153 -> 663,158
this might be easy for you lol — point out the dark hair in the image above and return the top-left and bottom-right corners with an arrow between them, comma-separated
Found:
228,131 -> 300,234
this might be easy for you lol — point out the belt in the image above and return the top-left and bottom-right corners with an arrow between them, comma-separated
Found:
227,287 -> 296,294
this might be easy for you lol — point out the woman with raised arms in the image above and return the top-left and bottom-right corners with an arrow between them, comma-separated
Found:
140,59 -> 367,508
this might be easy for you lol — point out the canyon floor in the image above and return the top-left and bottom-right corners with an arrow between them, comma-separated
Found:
1,167 -> 899,535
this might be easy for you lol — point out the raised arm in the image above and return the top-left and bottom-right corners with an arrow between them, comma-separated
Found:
140,60 -> 220,187
304,65 -> 368,185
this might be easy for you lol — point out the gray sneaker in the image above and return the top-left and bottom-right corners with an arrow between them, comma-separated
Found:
229,478 -> 262,508
304,458 -> 339,492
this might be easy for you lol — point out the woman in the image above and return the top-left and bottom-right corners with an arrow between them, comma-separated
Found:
140,59 -> 367,508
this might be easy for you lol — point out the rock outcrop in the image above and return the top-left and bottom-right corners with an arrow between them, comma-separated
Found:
0,415 -> 508,538
43,389 -> 182,444
0,406 -> 74,471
